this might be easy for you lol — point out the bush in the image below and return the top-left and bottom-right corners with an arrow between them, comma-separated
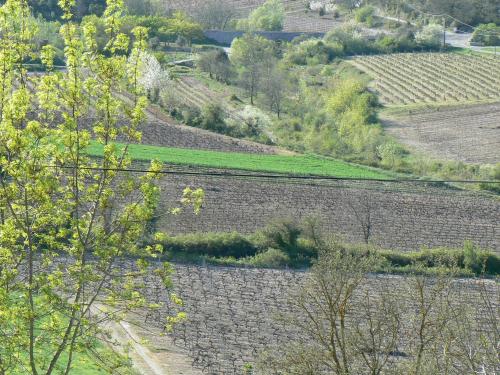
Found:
471,23 -> 500,46
238,0 -> 285,31
162,232 -> 257,257
354,6 -> 375,25
200,103 -> 227,133
250,248 -> 291,268
284,39 -> 343,65
415,24 -> 442,49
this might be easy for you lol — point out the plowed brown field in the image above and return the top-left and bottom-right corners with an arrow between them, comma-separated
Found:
382,102 -> 500,164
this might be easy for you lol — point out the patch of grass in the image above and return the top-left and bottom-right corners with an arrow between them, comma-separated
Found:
86,142 -> 392,179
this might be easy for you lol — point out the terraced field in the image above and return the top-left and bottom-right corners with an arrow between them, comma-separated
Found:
382,102 -> 500,164
173,75 -> 246,124
350,53 -> 500,106
163,0 -> 341,32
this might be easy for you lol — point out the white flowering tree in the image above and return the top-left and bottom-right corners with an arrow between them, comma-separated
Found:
136,51 -> 170,102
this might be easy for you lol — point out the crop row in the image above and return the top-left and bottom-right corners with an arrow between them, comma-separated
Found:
136,263 -> 499,374
351,53 -> 500,105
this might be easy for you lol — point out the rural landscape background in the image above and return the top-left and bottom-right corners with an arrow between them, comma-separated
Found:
0,0 -> 498,374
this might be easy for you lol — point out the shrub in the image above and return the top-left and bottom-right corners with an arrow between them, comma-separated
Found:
162,232 -> 257,257
200,103 -> 227,133
284,39 -> 343,65
471,23 -> 500,46
463,241 -> 484,274
250,248 -> 291,268
354,6 -> 375,25
415,24 -> 442,48
242,0 -> 285,31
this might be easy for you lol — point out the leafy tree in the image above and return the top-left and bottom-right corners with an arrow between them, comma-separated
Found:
237,0 -> 284,31
160,11 -> 204,45
17,0 -> 106,20
136,51 -> 169,102
262,63 -> 287,118
0,0 -> 202,373
193,0 -> 236,30
472,23 -> 500,46
199,103 -> 227,133
230,33 -> 274,104
354,5 -> 375,26
415,24 -> 443,49
256,242 -> 396,374
197,49 -> 233,83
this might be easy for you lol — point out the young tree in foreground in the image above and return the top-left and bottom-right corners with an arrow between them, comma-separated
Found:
257,241 -> 499,375
0,0 -> 202,373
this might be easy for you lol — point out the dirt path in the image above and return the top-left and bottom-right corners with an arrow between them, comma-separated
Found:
106,317 -> 203,375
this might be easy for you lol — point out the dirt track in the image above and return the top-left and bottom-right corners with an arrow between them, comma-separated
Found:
381,102 -> 500,164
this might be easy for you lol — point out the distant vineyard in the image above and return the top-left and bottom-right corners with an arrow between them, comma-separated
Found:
163,0 -> 340,32
350,53 -> 500,106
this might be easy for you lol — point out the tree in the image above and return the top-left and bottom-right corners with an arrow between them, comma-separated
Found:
257,243 -> 499,375
256,241 -> 400,374
415,23 -> 442,49
193,0 -> 236,30
160,11 -> 204,46
0,0 -> 202,373
26,0 -> 106,20
237,0 -> 285,31
197,49 -> 233,83
230,33 -> 274,104
262,63 -> 287,118
472,23 -> 500,46
136,51 -> 169,102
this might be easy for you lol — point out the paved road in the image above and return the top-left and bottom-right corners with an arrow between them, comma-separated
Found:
445,31 -> 471,48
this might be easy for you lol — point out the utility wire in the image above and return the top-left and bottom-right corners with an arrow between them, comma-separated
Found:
406,3 -> 500,36
43,164 -> 500,184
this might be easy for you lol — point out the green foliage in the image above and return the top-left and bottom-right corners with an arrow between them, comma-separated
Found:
321,26 -> 425,56
156,225 -> 500,276
230,33 -> 275,104
86,142 -> 392,179
305,78 -> 382,160
237,0 -> 285,31
250,248 -> 291,267
23,0 -> 106,21
197,49 -> 233,82
160,11 -> 204,45
354,5 -> 375,25
161,232 -> 257,258
472,23 -> 500,46
284,39 -> 343,65
81,13 -> 204,51
0,1 -> 201,372
415,23 -> 443,48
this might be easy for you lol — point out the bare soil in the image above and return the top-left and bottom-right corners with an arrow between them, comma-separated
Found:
381,102 -> 500,164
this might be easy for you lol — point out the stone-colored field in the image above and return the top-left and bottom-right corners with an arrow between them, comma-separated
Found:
136,263 -> 500,374
151,170 -> 500,251
381,102 -> 500,164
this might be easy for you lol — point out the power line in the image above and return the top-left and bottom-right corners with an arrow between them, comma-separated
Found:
44,164 -> 500,185
406,3 -> 500,36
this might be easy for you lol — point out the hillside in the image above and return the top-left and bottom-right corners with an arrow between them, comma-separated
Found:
349,53 -> 500,106
349,53 -> 500,165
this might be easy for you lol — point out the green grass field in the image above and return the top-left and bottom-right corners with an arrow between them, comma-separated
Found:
86,142 -> 391,179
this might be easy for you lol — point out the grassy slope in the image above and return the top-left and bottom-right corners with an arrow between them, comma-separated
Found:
87,142 -> 391,179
